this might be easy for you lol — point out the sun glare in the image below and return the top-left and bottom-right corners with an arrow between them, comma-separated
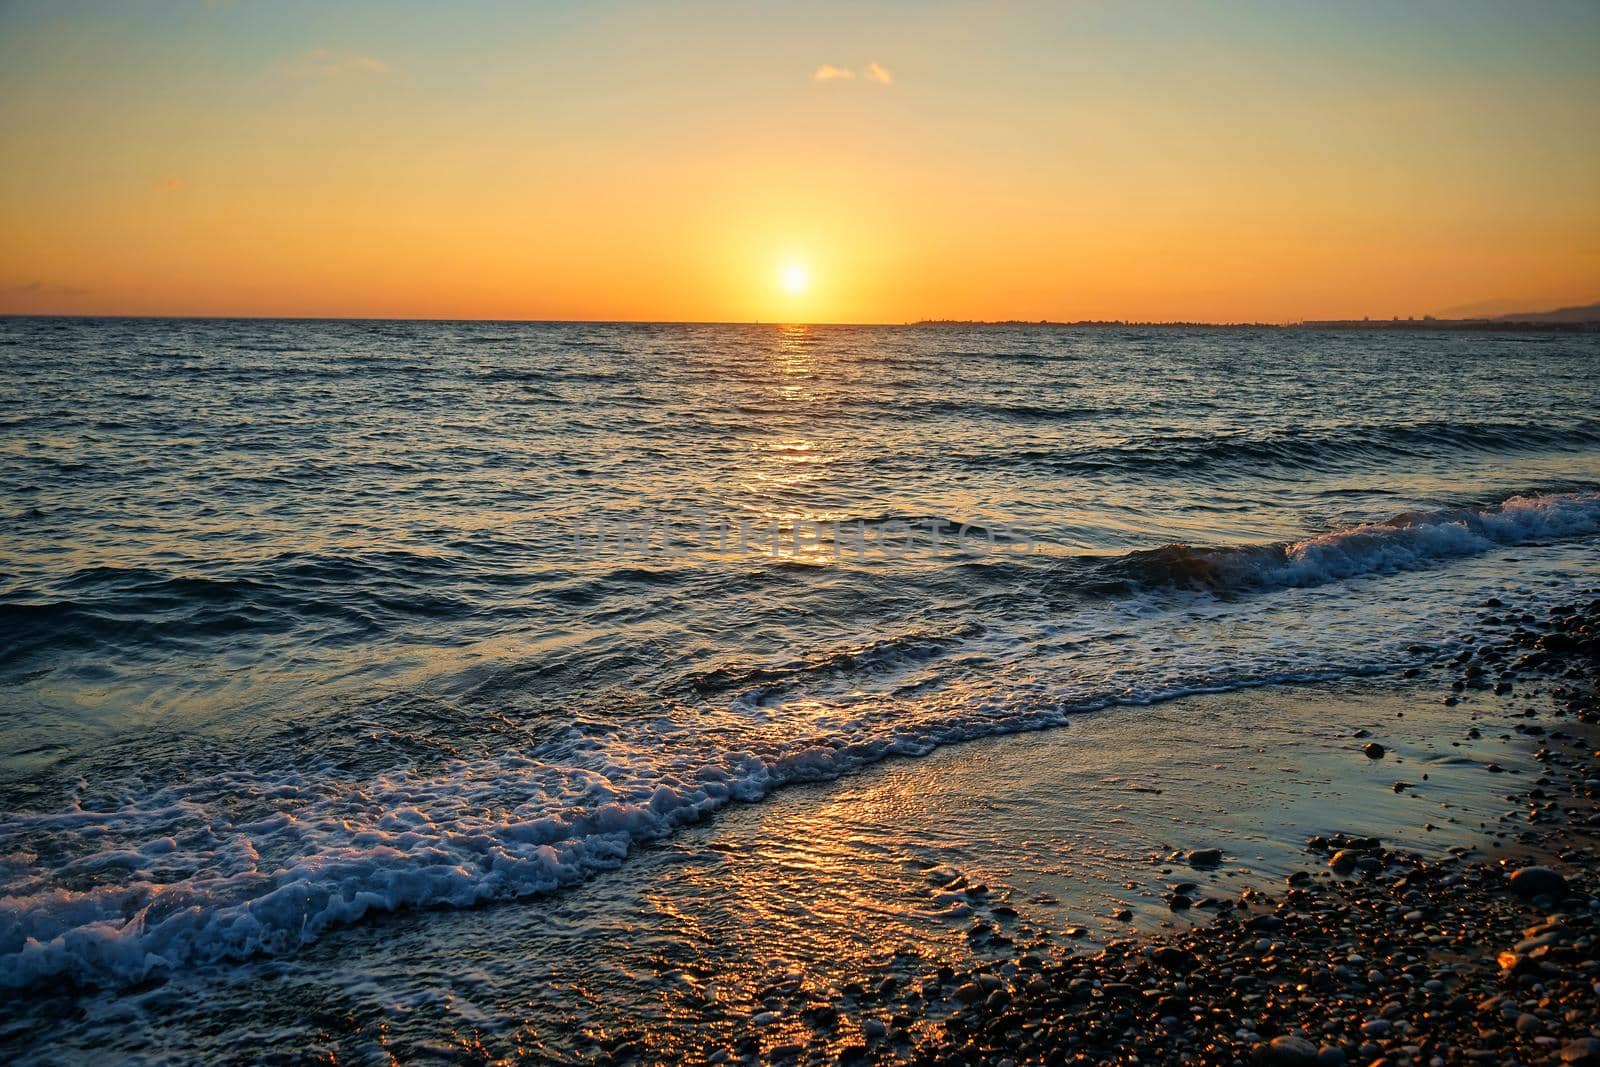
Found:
780,263 -> 809,295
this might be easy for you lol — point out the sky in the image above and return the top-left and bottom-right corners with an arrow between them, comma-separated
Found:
2,0 -> 1598,324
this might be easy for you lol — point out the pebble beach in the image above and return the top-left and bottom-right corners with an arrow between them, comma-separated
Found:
701,595 -> 1600,1067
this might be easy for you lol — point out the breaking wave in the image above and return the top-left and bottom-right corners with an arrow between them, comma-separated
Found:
1108,491 -> 1600,593
0,650 -> 1415,992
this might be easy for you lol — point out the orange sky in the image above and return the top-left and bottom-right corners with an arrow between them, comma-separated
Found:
3,1 -> 1598,323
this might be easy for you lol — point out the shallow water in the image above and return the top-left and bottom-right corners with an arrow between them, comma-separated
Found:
0,677 -> 1565,1064
1,319 -> 1597,1031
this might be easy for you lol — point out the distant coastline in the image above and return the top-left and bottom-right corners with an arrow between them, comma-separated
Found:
909,319 -> 1599,332
912,319 -> 1600,332
1297,317 -> 1599,332
914,299 -> 1600,331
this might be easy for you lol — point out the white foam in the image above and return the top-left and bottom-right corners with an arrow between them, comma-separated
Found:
0,703 -> 1071,990
1231,491 -> 1600,588
0,637 -> 1424,991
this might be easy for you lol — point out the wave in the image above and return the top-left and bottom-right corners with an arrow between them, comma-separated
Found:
0,553 -> 492,672
897,399 -> 1111,422
955,419 -> 1600,477
0,647 -> 1424,993
679,623 -> 983,700
8,493 -> 1594,674
1105,491 -> 1600,593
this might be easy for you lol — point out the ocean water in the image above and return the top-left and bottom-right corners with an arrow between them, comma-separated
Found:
1,319 -> 1599,1033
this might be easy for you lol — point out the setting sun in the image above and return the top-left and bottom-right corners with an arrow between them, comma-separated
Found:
780,263 -> 810,296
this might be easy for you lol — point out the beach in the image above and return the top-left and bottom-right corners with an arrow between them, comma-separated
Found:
899,594 -> 1600,1067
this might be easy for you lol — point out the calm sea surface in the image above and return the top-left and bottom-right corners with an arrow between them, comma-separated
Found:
2,318 -> 1598,1015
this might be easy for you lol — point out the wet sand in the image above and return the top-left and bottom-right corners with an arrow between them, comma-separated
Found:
889,596 -> 1600,1067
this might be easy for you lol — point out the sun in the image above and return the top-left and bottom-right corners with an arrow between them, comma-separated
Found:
780,262 -> 809,295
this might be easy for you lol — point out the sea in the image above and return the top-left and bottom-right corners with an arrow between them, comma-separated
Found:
1,317 -> 1598,1061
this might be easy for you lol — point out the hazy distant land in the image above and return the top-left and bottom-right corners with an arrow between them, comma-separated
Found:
914,300 -> 1600,331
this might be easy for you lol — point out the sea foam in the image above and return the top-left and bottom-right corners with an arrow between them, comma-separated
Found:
1121,491 -> 1600,592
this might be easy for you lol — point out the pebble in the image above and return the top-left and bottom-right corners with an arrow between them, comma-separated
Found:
1265,1035 -> 1319,1065
1509,865 -> 1568,898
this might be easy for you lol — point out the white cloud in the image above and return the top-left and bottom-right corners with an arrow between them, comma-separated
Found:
282,48 -> 389,79
814,62 -> 894,86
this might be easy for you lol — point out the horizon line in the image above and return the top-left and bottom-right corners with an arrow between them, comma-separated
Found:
4,311 -> 1593,330
0,311 -> 1291,328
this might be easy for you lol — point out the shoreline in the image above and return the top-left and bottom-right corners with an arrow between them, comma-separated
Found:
2,592 -> 1596,1064
558,592 -> 1597,1066
854,596 -> 1600,1067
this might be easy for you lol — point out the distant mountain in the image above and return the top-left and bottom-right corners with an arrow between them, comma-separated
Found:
1492,301 -> 1600,324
